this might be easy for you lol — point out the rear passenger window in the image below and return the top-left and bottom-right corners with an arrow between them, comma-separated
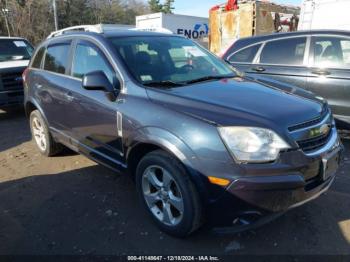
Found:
260,37 -> 306,66
31,47 -> 45,69
313,36 -> 350,68
228,44 -> 261,63
44,43 -> 70,74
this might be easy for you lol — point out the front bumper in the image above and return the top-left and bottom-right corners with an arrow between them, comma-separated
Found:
228,128 -> 343,212
0,90 -> 24,108
207,128 -> 344,227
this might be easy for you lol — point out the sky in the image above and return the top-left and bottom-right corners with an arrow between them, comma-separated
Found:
173,0 -> 302,17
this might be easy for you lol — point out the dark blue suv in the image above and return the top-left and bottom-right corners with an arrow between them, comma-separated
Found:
24,27 -> 343,237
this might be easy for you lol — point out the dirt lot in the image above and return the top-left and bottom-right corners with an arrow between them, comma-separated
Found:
0,108 -> 349,256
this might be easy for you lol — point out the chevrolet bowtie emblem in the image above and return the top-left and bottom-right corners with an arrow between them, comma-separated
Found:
310,124 -> 330,138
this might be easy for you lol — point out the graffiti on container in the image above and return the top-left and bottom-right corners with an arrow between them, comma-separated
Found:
177,23 -> 209,39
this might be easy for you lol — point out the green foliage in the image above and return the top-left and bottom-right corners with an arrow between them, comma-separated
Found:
148,0 -> 163,13
148,0 -> 175,14
162,0 -> 175,14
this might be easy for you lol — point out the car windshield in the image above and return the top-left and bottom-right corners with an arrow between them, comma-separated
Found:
0,39 -> 33,62
109,36 -> 235,86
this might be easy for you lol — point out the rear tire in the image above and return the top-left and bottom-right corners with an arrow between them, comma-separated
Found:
136,150 -> 203,237
30,110 -> 62,157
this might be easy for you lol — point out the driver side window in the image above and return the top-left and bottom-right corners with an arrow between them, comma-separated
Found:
72,41 -> 116,85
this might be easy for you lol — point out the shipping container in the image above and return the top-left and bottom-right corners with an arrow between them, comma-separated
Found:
209,0 -> 300,55
136,13 -> 209,48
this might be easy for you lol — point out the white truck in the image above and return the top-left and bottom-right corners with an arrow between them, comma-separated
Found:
298,0 -> 350,30
136,13 -> 209,47
0,37 -> 33,109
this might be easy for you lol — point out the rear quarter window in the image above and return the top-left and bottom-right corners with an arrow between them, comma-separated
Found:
43,43 -> 71,74
31,47 -> 45,69
228,44 -> 261,63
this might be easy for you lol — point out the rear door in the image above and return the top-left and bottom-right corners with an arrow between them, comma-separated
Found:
242,36 -> 310,90
36,40 -> 73,134
307,35 -> 350,123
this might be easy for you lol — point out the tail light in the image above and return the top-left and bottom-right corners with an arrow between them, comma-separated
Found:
22,67 -> 29,85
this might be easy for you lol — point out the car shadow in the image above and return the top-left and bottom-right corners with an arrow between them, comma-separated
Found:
0,108 -> 77,157
0,108 -> 31,152
0,144 -> 349,255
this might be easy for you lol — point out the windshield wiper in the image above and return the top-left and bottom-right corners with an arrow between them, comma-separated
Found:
143,80 -> 184,88
183,74 -> 235,85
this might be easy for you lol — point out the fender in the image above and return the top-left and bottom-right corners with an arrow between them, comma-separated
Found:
127,126 -> 210,201
25,98 -> 50,125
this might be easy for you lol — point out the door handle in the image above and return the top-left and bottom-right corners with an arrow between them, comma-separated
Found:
252,66 -> 266,72
64,92 -> 75,102
311,69 -> 331,76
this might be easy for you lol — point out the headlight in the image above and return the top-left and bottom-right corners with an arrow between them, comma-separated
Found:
218,127 -> 290,163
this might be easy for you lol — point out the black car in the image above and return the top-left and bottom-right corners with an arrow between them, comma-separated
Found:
0,37 -> 33,109
24,27 -> 343,237
222,30 -> 350,127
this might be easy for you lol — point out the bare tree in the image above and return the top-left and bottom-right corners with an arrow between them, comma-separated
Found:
1,0 -> 149,45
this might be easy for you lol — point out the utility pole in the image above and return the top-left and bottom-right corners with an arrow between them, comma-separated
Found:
1,8 -> 11,37
1,0 -> 11,36
52,0 -> 58,31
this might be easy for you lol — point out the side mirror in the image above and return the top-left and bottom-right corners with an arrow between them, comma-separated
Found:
82,71 -> 120,101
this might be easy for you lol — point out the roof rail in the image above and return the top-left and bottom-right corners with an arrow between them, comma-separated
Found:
47,24 -> 135,39
129,27 -> 173,34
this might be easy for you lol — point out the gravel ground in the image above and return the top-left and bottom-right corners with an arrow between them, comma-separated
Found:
0,108 -> 349,256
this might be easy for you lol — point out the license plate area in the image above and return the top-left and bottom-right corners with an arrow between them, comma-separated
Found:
322,149 -> 340,181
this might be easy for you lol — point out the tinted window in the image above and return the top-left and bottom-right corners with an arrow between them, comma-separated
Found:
0,39 -> 33,62
31,47 -> 45,69
44,43 -> 70,74
110,36 -> 233,85
72,42 -> 115,85
260,37 -> 306,65
313,36 -> 350,68
228,44 -> 261,63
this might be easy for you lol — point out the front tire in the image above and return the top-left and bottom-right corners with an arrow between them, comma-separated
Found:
136,150 -> 203,237
30,110 -> 62,156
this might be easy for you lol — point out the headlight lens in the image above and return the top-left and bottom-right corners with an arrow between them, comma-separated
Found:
218,127 -> 290,163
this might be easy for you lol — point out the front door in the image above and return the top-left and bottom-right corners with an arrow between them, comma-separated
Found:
64,39 -> 124,167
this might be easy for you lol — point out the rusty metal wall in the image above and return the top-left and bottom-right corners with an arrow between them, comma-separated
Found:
209,1 -> 300,55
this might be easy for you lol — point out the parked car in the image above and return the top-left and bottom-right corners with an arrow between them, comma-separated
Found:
24,26 -> 343,237
223,30 -> 350,128
0,37 -> 33,109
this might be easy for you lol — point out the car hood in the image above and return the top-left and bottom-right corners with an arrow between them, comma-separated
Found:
146,77 -> 326,130
0,60 -> 29,69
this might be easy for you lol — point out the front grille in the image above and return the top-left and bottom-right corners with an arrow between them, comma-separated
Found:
297,130 -> 332,153
0,72 -> 23,91
288,107 -> 329,132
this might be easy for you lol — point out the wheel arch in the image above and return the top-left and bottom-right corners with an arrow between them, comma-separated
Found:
25,99 -> 49,125
126,127 -> 209,201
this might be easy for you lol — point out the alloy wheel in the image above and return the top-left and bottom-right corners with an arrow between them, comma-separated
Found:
142,165 -> 184,226
32,117 -> 47,151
